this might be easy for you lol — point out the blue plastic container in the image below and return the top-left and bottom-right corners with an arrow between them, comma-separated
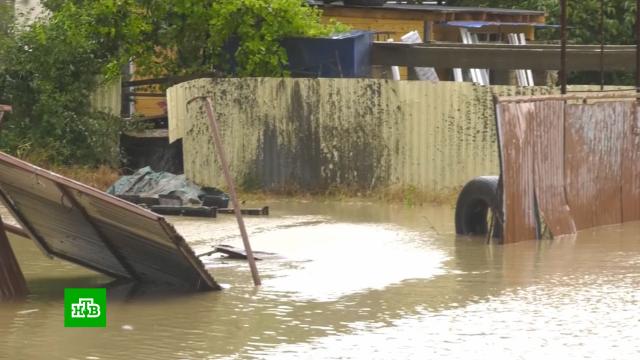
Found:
282,31 -> 374,78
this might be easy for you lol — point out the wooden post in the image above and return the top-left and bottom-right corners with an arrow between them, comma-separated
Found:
200,97 -> 261,287
0,215 -> 28,300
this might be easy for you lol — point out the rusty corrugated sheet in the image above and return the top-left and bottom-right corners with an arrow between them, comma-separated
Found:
496,102 -> 538,243
565,102 -> 629,228
532,100 -> 576,237
622,107 -> 640,221
0,152 -> 220,291
497,95 -> 640,243
622,107 -> 640,222
167,78 -> 553,194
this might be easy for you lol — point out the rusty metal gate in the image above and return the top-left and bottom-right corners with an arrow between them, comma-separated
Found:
496,94 -> 640,243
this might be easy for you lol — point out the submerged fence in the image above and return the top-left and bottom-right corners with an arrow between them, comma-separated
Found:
167,78 -> 554,195
496,95 -> 640,243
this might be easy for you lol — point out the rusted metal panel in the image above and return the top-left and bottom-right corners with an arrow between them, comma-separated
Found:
565,102 -> 628,229
0,216 -> 28,300
622,107 -> 640,221
531,100 -> 576,237
496,102 -> 538,243
0,152 -> 220,291
497,94 -> 640,242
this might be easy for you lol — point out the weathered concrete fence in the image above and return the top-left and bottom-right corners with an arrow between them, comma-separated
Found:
167,78 -> 553,195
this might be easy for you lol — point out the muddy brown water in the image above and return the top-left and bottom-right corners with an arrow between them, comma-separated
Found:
1,200 -> 639,359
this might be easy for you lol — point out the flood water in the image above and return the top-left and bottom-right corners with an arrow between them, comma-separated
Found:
1,200 -> 639,359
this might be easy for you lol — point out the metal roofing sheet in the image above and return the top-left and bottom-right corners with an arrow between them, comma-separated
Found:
310,1 -> 545,16
0,152 -> 220,291
443,21 -> 558,29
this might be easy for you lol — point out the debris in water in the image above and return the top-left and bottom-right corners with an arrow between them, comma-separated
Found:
199,245 -> 281,261
0,152 -> 220,292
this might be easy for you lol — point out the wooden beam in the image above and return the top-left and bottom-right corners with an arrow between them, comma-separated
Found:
322,7 -> 425,21
121,73 -> 216,88
0,215 -> 28,300
3,223 -> 29,239
371,42 -> 637,71
380,40 -> 638,52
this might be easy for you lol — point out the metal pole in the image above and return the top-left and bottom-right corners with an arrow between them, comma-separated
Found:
560,0 -> 568,94
600,0 -> 605,90
201,97 -> 261,286
637,0 -> 640,92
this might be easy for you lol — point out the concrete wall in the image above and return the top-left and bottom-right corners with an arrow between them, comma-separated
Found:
167,78 -> 554,194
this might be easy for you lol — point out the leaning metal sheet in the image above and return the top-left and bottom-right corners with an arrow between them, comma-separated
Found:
496,102 -> 538,243
531,100 -> 576,237
0,152 -> 220,291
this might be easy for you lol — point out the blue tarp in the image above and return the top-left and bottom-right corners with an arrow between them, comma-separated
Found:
107,167 -> 229,206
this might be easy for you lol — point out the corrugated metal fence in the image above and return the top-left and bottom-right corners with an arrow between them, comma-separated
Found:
167,78 -> 554,194
90,78 -> 121,117
497,95 -> 640,243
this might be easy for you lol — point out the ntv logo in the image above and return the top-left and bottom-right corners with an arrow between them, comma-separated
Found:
64,288 -> 107,327
71,298 -> 101,319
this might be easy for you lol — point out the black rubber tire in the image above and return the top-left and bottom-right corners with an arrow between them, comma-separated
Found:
455,176 -> 501,236
343,0 -> 387,6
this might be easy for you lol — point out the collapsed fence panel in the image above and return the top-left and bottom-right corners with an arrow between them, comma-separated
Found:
496,95 -> 640,243
532,100 -> 576,237
0,152 -> 220,291
496,102 -> 538,243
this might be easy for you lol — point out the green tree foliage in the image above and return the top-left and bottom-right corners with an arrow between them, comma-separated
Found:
0,0 -> 342,166
208,0 -> 346,76
0,1 -> 147,165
